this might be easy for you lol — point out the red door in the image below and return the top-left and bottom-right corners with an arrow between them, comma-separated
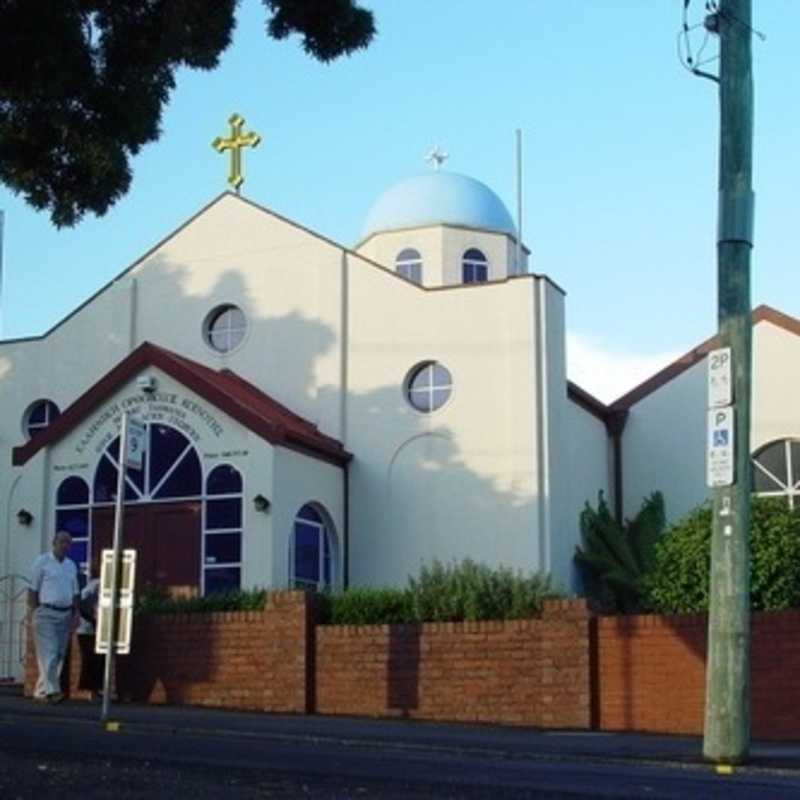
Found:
91,502 -> 202,596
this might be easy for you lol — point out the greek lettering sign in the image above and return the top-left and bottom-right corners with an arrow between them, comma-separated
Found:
708,347 -> 732,408
96,549 -> 137,655
124,418 -> 147,470
707,407 -> 735,488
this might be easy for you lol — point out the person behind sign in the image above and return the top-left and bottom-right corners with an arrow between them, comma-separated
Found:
76,555 -> 103,699
28,531 -> 80,703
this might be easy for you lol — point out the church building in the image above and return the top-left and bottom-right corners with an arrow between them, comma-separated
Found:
2,141 -> 798,684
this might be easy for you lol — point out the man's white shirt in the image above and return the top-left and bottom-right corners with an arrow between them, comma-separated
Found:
31,553 -> 78,607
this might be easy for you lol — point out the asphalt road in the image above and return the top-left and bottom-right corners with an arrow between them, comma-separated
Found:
2,713 -> 800,799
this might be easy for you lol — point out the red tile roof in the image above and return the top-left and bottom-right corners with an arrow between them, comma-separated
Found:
12,342 -> 351,468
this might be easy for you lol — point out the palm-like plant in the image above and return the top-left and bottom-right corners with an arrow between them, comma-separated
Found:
574,491 -> 665,613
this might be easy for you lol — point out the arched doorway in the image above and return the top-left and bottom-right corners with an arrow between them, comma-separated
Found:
89,424 -> 205,596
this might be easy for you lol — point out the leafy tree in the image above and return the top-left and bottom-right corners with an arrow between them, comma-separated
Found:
642,497 -> 800,613
0,0 -> 375,226
574,491 -> 665,613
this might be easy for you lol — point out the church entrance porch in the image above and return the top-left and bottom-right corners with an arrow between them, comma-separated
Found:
91,502 -> 202,597
55,421 -> 244,597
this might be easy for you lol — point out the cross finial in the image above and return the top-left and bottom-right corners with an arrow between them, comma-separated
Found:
425,145 -> 449,171
212,113 -> 261,193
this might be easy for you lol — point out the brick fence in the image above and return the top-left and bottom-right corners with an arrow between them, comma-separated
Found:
316,598 -> 590,727
596,608 -> 800,740
22,595 -> 800,739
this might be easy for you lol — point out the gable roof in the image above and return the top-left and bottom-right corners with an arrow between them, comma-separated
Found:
610,305 -> 800,411
12,342 -> 351,468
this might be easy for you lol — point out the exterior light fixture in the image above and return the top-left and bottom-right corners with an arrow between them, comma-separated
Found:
17,509 -> 33,526
253,494 -> 270,512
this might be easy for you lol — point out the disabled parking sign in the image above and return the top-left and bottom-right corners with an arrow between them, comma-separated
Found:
707,407 -> 734,487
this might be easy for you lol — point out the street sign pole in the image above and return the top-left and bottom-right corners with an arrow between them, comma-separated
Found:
101,411 -> 129,723
703,0 -> 754,765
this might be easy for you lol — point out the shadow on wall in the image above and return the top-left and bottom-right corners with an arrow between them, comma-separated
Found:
133,254 -> 543,589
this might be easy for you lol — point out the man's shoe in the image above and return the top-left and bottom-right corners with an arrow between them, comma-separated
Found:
32,694 -> 48,703
47,692 -> 64,704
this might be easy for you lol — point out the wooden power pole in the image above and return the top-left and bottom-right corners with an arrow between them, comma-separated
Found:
703,0 -> 754,765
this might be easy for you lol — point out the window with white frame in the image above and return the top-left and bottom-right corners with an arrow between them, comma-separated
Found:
24,399 -> 60,440
55,476 -> 90,575
395,248 -> 423,284
93,424 -> 202,504
203,464 -> 243,595
289,504 -> 334,590
204,304 -> 247,353
462,248 -> 488,283
405,361 -> 453,413
752,438 -> 800,508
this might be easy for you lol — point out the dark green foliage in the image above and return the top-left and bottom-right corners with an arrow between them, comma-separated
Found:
134,560 -> 559,623
318,559 -> 560,625
0,1 -> 375,226
407,559 -> 558,622
135,586 -> 267,615
642,497 -> 800,613
316,586 -> 413,625
574,491 -> 665,613
265,0 -> 375,62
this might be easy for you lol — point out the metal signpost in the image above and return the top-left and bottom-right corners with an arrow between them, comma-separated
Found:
99,412 -> 142,723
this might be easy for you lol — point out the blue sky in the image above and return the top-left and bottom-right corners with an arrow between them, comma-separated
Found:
0,1 -> 796,401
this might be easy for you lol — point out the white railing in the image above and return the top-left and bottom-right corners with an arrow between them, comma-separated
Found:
0,574 -> 30,684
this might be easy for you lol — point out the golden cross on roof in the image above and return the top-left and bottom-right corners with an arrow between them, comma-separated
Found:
212,113 -> 261,193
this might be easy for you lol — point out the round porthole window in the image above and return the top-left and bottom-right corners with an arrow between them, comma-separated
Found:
405,362 -> 453,413
23,399 -> 60,440
204,304 -> 247,353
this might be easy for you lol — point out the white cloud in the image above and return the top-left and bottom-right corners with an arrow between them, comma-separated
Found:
566,333 -> 682,405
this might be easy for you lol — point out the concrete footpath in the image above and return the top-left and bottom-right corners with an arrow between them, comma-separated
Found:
1,685 -> 799,777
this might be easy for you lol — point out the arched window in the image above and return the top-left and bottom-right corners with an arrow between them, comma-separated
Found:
405,361 -> 453,413
55,476 -> 90,574
462,248 -> 488,283
289,504 -> 334,590
203,464 -> 243,595
395,248 -> 423,285
93,425 -> 201,504
24,399 -> 60,440
752,438 -> 800,508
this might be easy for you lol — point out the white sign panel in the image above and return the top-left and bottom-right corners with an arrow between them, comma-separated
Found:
707,407 -> 735,488
96,548 -> 137,655
124,418 -> 147,470
708,347 -> 733,408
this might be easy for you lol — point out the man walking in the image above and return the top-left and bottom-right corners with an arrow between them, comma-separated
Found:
28,531 -> 79,703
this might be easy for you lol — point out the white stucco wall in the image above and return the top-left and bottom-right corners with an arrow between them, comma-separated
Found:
751,321 -> 800,450
562,399 -> 611,585
0,193 -> 566,607
620,359 -> 708,524
344,266 -> 559,586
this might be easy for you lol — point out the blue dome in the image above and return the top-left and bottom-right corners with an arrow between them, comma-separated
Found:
361,172 -> 516,240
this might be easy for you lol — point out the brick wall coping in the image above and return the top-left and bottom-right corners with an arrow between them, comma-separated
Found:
318,599 -> 590,637
595,606 -> 800,632
595,612 -> 707,631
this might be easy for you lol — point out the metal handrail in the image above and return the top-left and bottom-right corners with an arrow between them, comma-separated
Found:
0,574 -> 31,682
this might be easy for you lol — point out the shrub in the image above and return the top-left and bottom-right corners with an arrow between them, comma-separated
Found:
407,558 -> 558,623
135,586 -> 267,615
641,497 -> 800,613
574,491 -> 665,613
316,586 -> 413,625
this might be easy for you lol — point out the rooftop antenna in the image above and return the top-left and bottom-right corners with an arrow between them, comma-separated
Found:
425,145 -> 448,171
515,129 -> 523,275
